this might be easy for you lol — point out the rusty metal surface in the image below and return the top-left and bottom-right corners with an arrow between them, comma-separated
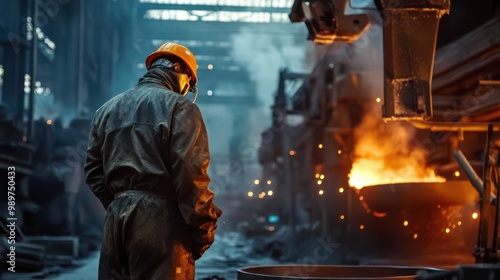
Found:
380,9 -> 443,120
377,0 -> 450,121
290,0 -> 369,44
357,180 -> 479,212
238,265 -> 445,279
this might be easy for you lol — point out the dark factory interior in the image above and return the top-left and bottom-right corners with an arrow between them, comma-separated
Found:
1,0 -> 500,279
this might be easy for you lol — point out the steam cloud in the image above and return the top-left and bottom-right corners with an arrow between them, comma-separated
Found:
229,24 -> 310,129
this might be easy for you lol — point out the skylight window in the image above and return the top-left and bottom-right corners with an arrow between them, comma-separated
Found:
139,0 -> 294,8
144,9 -> 290,23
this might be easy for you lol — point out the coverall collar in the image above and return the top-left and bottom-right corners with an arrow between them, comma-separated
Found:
138,67 -> 183,94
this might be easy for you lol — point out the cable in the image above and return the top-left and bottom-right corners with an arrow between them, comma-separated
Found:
191,87 -> 199,103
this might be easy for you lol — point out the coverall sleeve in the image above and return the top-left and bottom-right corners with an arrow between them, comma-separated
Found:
170,102 -> 222,260
84,117 -> 113,209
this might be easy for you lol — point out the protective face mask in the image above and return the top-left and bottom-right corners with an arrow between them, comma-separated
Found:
176,72 -> 199,103
177,73 -> 191,96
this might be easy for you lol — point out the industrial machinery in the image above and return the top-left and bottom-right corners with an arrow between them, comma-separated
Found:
255,0 -> 500,273
290,0 -> 452,121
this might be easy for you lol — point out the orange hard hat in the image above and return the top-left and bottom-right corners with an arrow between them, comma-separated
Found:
145,42 -> 198,84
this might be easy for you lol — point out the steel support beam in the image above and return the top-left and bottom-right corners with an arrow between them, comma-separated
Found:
377,0 -> 450,121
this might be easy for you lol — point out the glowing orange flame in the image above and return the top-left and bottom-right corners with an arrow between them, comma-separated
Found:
349,158 -> 445,189
348,110 -> 445,189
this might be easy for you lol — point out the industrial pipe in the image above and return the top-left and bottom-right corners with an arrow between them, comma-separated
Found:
409,120 -> 500,132
453,150 -> 495,201
27,0 -> 38,141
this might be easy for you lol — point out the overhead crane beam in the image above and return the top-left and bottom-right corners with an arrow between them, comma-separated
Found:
137,3 -> 292,13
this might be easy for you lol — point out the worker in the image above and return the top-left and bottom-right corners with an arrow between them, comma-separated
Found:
84,42 -> 222,279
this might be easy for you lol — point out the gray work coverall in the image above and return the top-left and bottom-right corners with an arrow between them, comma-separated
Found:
85,68 -> 222,279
